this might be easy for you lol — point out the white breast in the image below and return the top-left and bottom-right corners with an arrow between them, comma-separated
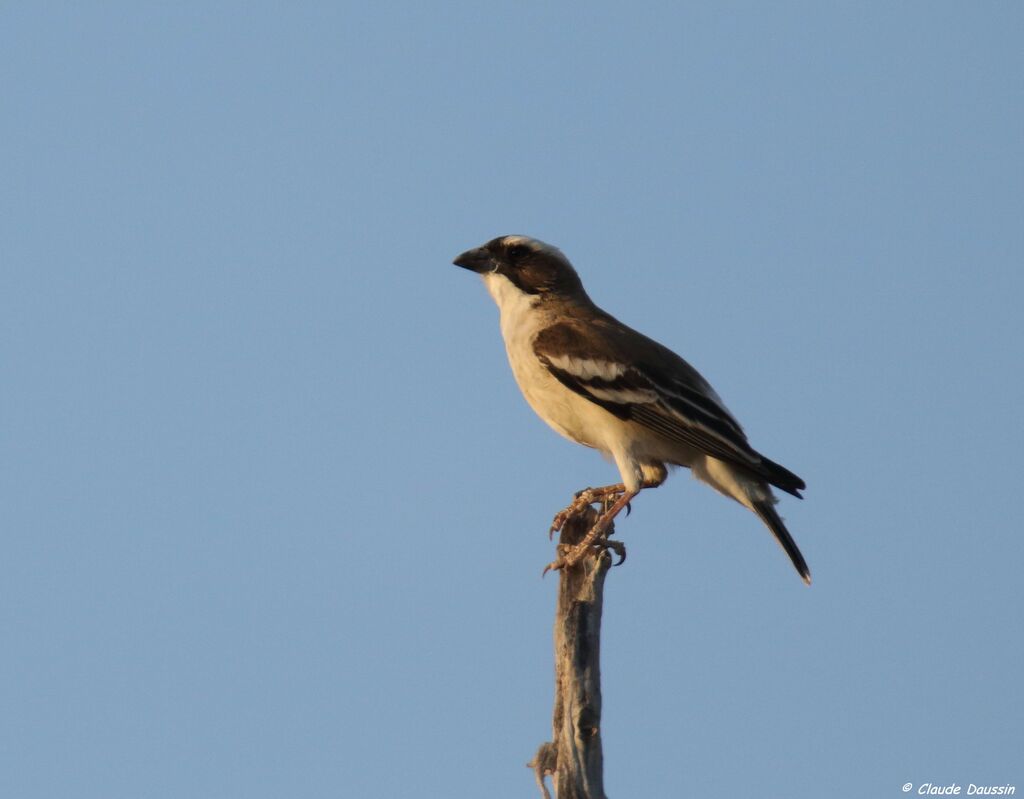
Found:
482,273 -> 613,452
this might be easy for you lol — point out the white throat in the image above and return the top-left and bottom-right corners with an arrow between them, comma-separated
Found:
481,272 -> 542,343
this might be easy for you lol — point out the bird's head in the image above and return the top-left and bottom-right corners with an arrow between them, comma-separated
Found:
453,235 -> 584,299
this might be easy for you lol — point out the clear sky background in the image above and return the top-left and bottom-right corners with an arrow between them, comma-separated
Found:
2,3 -> 1021,797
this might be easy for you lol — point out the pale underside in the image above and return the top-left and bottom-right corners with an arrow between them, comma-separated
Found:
481,271 -> 774,509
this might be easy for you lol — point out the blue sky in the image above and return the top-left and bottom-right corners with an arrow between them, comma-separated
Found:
2,3 -> 1021,797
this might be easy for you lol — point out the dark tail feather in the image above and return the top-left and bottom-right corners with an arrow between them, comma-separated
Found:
757,456 -> 805,499
752,500 -> 812,585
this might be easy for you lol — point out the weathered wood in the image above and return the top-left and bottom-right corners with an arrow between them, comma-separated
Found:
531,506 -> 614,799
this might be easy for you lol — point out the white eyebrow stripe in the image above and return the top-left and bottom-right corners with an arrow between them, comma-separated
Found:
545,354 -> 627,381
502,235 -> 564,259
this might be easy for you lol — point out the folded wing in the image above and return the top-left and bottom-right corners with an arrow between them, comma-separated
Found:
533,318 -> 805,498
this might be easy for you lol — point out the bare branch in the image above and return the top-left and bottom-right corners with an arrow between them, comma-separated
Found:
532,506 -> 614,799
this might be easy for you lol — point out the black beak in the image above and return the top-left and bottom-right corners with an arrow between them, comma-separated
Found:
453,246 -> 493,274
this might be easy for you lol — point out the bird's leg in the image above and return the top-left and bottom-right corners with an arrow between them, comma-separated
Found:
549,483 -> 626,539
545,489 -> 638,573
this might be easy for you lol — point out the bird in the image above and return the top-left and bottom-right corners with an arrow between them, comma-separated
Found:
453,235 -> 811,584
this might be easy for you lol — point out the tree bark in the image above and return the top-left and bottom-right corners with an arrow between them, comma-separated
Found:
530,506 -> 613,799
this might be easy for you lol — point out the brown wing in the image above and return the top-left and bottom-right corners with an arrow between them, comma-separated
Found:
533,317 -> 805,497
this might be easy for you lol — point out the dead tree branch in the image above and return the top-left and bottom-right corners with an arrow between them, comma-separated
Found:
530,505 -> 614,799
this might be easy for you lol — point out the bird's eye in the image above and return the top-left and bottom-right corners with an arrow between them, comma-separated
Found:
507,244 -> 528,260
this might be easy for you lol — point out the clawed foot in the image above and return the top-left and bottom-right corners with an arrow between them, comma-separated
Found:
548,484 -> 627,540
543,537 -> 626,576
544,483 -> 639,575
